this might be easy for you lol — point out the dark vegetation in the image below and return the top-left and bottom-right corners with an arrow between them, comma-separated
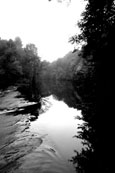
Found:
69,0 -> 115,172
0,37 -> 41,101
39,50 -> 82,81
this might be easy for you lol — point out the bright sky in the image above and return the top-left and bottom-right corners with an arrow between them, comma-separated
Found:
0,0 -> 86,62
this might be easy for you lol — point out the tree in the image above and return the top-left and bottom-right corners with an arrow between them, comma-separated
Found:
0,39 -> 23,88
70,0 -> 115,172
14,37 -> 23,49
0,38 -> 41,101
25,43 -> 38,56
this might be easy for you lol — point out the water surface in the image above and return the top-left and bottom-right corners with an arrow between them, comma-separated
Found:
0,82 -> 83,173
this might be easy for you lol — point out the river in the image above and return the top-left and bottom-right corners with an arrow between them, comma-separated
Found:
0,81 -> 84,173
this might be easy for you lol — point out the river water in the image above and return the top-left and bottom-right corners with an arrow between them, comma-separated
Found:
0,81 -> 83,173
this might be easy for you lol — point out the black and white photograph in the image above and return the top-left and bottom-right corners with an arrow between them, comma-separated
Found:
0,0 -> 114,172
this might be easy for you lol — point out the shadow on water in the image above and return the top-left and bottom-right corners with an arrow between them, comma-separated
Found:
9,103 -> 40,121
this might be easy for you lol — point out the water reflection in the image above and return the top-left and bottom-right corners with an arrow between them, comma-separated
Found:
30,95 -> 83,160
40,79 -> 82,108
0,82 -> 84,173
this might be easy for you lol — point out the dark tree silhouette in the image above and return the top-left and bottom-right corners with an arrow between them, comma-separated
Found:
0,38 -> 41,101
70,0 -> 115,172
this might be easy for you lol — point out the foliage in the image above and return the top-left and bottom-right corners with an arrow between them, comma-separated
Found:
0,37 -> 41,101
0,39 -> 22,87
40,50 -> 82,81
70,0 -> 115,172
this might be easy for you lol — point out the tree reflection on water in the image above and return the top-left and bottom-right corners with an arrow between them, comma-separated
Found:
39,79 -> 82,109
39,79 -> 110,173
39,79 -> 97,173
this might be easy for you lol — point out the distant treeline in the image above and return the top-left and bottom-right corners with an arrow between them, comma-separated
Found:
39,50 -> 83,81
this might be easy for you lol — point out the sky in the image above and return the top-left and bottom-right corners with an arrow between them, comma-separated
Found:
0,0 -> 86,62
